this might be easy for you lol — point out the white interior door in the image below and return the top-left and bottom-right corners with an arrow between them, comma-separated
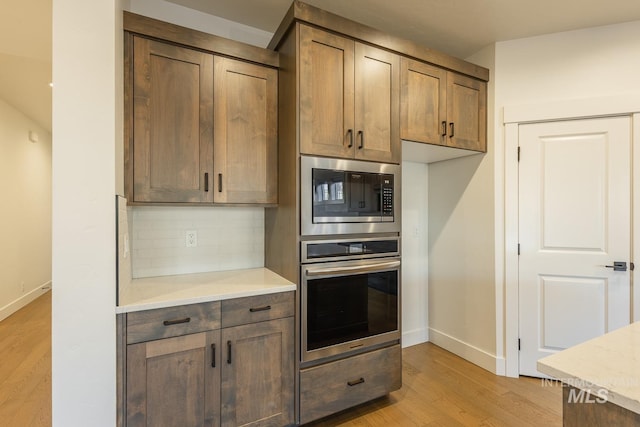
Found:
518,116 -> 632,377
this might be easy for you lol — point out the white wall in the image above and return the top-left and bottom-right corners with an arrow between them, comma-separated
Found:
401,161 -> 429,347
427,44 -> 499,373
494,20 -> 640,376
131,206 -> 264,278
52,0 -> 121,424
126,0 -> 272,48
495,20 -> 640,108
0,98 -> 51,321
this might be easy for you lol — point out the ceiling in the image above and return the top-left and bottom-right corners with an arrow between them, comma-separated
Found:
0,0 -> 51,132
168,0 -> 640,58
4,0 -> 640,134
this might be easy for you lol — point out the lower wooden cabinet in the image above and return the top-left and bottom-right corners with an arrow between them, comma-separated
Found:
120,292 -> 294,427
126,331 -> 221,427
299,344 -> 402,424
221,318 -> 294,426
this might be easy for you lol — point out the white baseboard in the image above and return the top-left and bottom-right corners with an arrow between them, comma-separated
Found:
0,281 -> 52,322
429,327 -> 501,374
402,327 -> 429,348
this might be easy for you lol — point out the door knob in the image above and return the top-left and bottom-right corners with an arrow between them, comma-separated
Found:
605,261 -> 627,272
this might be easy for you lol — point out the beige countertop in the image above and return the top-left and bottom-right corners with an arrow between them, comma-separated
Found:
117,268 -> 296,313
537,321 -> 640,414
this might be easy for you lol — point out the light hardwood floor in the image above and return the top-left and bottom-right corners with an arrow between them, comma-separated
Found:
0,292 -> 561,427
0,291 -> 51,427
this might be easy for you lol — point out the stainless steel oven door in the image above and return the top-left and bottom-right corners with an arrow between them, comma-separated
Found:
300,156 -> 401,236
301,257 -> 401,364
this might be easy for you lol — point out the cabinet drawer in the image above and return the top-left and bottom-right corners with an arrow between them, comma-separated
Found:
126,301 -> 221,344
299,344 -> 402,424
221,291 -> 294,328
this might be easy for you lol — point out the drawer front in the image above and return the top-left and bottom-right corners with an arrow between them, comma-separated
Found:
126,301 -> 221,344
221,291 -> 294,328
299,344 -> 402,425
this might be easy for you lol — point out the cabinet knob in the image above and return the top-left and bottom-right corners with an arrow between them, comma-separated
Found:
358,130 -> 364,149
449,122 -> 455,138
347,129 -> 354,148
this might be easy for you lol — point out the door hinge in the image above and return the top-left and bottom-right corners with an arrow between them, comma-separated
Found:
518,243 -> 520,255
518,338 -> 521,351
517,146 -> 521,162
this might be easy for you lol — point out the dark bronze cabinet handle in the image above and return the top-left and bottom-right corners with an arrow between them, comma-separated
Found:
211,343 -> 216,368
347,378 -> 365,386
227,340 -> 232,364
441,121 -> 447,137
218,173 -> 222,192
204,173 -> 209,192
163,317 -> 191,326
358,130 -> 364,149
347,129 -> 354,148
249,305 -> 272,313
449,122 -> 455,138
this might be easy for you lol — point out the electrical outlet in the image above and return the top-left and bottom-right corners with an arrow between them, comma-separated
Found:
186,230 -> 198,247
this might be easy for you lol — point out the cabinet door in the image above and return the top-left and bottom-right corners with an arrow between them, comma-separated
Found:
400,58 -> 447,146
126,331 -> 221,427
221,317 -> 294,427
299,25 -> 355,159
132,36 -> 214,203
214,57 -> 277,204
354,43 -> 400,163
446,72 -> 487,152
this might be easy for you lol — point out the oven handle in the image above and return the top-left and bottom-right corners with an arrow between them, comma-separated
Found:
305,260 -> 400,277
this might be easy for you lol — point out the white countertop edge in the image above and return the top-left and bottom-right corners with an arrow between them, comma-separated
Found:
538,361 -> 640,414
537,322 -> 640,415
116,283 -> 296,314
115,268 -> 297,314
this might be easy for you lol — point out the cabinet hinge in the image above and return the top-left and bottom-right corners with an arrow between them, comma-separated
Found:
518,338 -> 521,351
518,243 -> 520,255
517,146 -> 521,162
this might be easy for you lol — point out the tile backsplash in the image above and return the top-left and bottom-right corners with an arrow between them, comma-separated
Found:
131,206 -> 264,278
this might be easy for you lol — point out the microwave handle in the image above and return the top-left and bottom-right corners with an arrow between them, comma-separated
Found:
305,260 -> 400,277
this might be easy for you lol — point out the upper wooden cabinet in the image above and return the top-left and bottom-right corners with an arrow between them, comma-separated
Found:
446,72 -> 487,152
124,13 -> 279,205
131,36 -> 214,203
400,58 -> 446,147
299,25 -> 400,164
400,57 -> 487,152
213,57 -> 277,204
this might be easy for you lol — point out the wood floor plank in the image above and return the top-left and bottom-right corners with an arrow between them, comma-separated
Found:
0,291 -> 51,427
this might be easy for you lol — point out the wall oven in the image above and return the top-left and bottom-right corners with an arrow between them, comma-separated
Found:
301,156 -> 401,236
301,236 -> 400,364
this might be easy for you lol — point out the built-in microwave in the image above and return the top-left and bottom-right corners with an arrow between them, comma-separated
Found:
300,156 -> 401,236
